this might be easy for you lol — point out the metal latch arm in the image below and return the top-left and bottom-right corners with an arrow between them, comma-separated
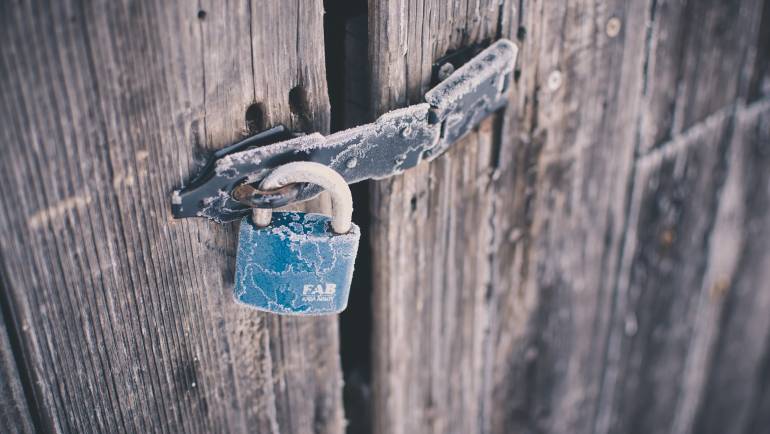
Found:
171,39 -> 518,222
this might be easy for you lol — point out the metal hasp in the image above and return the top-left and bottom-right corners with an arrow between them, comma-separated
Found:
171,39 -> 518,223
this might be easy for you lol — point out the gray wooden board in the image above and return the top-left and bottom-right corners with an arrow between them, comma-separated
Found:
0,293 -> 35,434
599,102 -> 769,434
0,1 -> 343,433
639,0 -> 765,152
690,101 -> 770,434
368,1 -> 507,433
368,0 -> 770,433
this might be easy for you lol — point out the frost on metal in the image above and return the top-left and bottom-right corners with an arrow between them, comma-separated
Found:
425,39 -> 518,151
171,134 -> 327,223
326,103 -> 439,180
170,39 -> 517,223
234,212 -> 360,315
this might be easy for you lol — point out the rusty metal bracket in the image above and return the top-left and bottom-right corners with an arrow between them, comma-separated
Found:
171,39 -> 518,223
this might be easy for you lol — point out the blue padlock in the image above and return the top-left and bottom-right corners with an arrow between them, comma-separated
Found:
234,162 -> 360,315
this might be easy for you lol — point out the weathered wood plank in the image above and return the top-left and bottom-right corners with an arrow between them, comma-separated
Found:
368,0 -> 654,432
493,2 -> 768,433
691,101 -> 770,434
0,292 -> 35,434
368,2 -> 508,433
603,106 -> 735,434
369,1 -> 770,434
489,2 -> 653,433
0,1 -> 342,433
371,118 -> 499,434
591,0 -> 767,430
368,0 -> 649,432
639,0 -> 765,152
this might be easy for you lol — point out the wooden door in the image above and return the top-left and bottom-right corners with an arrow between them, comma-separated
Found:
367,1 -> 770,433
0,1 -> 342,433
1,1 -> 769,433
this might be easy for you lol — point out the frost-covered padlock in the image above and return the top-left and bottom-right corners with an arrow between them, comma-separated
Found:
234,162 -> 360,315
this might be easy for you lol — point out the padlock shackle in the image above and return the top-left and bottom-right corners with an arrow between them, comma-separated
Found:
259,162 -> 353,234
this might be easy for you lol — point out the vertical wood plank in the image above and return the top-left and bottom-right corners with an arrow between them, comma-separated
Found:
0,294 -> 35,434
593,1 -> 767,432
489,2 -> 653,432
605,110 -> 734,434
639,0 -> 764,152
748,0 -> 770,103
368,1 -> 770,434
0,1 -> 342,432
691,102 -> 770,434
368,1 -> 510,433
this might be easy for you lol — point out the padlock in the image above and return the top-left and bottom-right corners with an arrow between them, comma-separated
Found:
234,162 -> 360,315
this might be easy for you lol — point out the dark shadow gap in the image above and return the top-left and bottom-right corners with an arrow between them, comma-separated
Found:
323,1 -> 371,433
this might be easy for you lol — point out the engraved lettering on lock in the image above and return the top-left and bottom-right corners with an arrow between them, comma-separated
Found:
302,283 -> 337,302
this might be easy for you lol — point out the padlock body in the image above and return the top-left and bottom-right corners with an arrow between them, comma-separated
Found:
234,212 -> 360,315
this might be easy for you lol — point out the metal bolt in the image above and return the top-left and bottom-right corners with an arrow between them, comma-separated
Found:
606,17 -> 622,38
547,70 -> 562,91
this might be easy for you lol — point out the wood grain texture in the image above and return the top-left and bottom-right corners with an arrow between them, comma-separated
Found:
2,0 -> 769,432
639,0 -> 764,152
690,101 -> 770,434
0,1 -> 342,433
368,1 -> 770,434
603,104 -> 738,434
368,2 -> 506,433
0,296 -> 34,434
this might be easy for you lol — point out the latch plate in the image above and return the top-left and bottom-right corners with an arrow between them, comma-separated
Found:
171,39 -> 518,223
